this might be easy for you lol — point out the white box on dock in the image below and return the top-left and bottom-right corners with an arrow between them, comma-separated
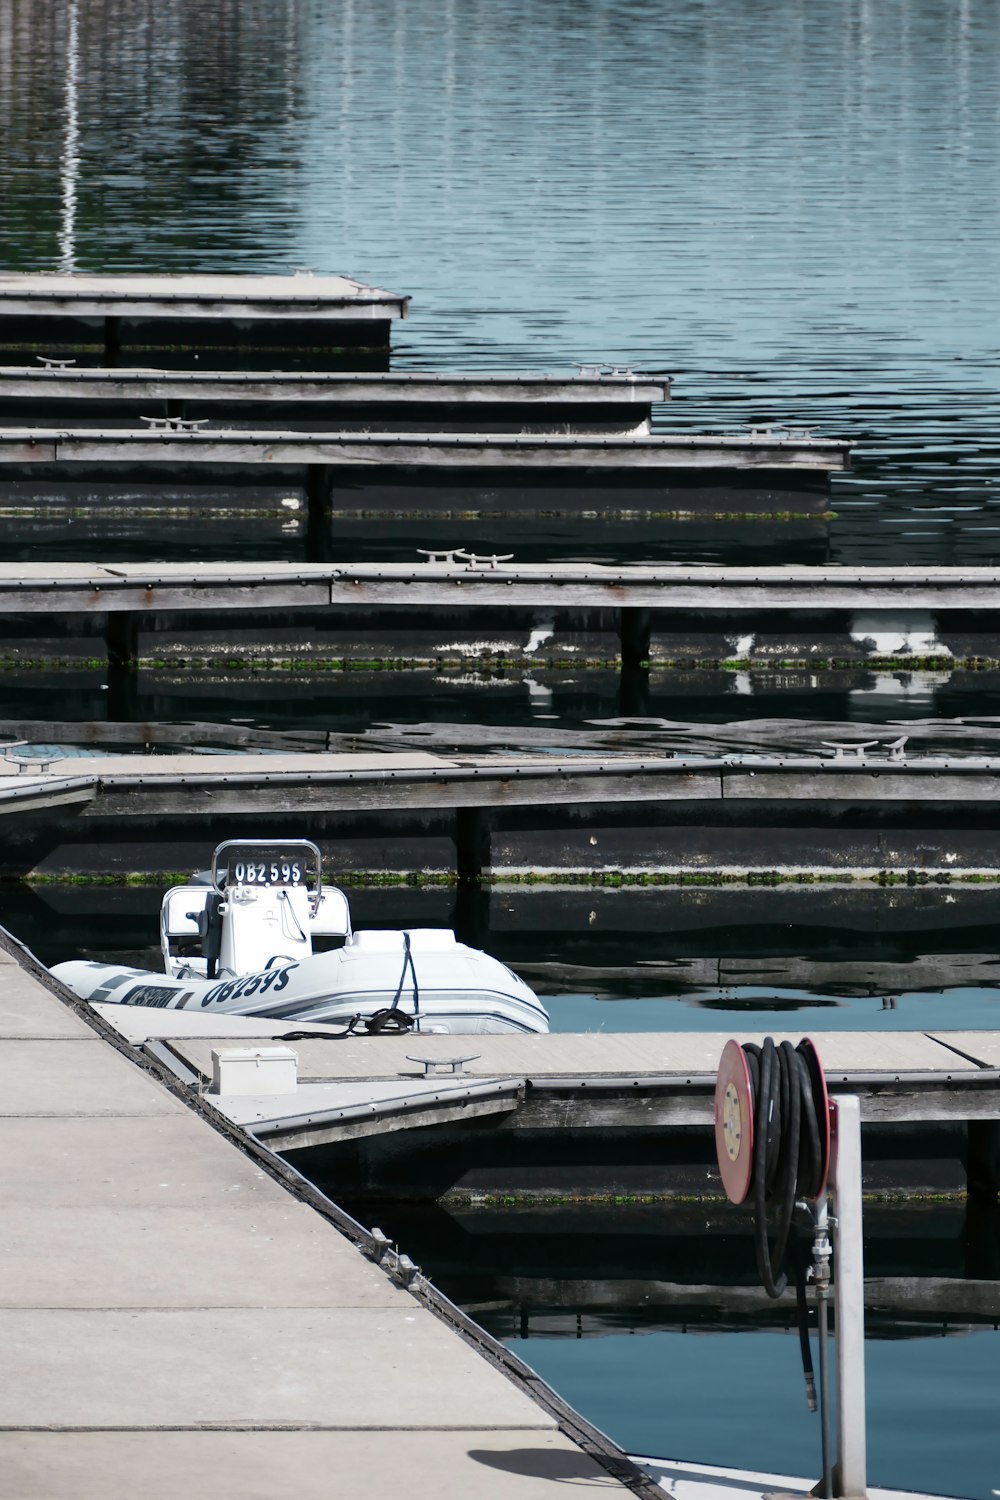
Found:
210,1046 -> 298,1096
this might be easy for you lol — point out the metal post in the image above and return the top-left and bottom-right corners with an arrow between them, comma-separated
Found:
811,1198 -> 834,1499
831,1095 -> 868,1500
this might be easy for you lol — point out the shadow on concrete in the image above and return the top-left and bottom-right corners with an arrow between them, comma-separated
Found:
467,1445 -> 616,1485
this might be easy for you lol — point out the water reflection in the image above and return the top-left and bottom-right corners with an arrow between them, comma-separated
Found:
4,5 -> 1000,1489
2,0 -> 1000,566
322,1196 -> 1000,1497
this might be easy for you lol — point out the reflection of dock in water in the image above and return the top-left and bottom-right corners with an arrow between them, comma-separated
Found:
332,1198 -> 1000,1334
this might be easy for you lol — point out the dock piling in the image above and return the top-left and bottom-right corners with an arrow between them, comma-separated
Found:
618,608 -> 651,712
305,465 -> 331,562
619,607 -> 651,669
104,609 -> 139,669
104,314 -> 121,363
104,611 -> 140,721
966,1118 -> 1000,1205
454,806 -> 491,885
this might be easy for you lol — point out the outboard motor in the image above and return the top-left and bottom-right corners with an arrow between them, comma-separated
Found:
198,892 -> 224,978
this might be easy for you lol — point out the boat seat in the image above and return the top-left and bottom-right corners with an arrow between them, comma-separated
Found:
162,886 -> 212,938
407,929 -> 457,951
310,886 -> 352,937
350,928 -> 457,952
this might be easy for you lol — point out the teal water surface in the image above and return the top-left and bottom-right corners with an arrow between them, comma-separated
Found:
510,1326 -> 1000,1499
3,4 -> 1000,1493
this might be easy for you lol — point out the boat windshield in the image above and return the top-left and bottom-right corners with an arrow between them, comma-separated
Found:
211,838 -> 323,909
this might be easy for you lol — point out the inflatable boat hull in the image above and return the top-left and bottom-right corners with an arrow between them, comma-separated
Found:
52,930 -> 549,1036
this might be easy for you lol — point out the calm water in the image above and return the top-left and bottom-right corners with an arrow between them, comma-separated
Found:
2,0 -> 1000,567
3,2 -> 1000,1491
514,1325 -> 1000,1498
326,1194 -> 1000,1498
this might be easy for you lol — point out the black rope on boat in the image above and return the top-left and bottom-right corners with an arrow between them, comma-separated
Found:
279,932 -> 421,1041
279,1016 -> 363,1041
390,931 -> 420,1018
740,1036 -> 826,1411
363,1007 -> 414,1034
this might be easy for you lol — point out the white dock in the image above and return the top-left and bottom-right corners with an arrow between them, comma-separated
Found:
90,1006 -> 1000,1261
0,559 -> 988,614
0,272 -> 410,318
0,424 -> 849,471
0,929 -> 645,1498
110,1020 -> 1000,1148
0,273 -> 410,358
0,367 -> 670,434
3,747 -> 1000,824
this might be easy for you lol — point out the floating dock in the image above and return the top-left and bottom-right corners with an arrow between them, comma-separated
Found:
0,367 -> 670,434
0,273 -> 410,360
5,746 -> 1000,817
0,427 -> 849,523
91,1007 -> 1000,1207
0,559 -> 984,613
0,560 -> 993,671
8,747 -> 1000,878
0,423 -> 847,470
0,925 -> 650,1499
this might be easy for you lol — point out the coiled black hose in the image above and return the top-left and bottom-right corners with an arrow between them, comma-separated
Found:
742,1037 -> 825,1298
741,1037 -> 828,1414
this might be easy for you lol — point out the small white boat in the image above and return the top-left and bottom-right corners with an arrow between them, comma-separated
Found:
52,838 -> 549,1036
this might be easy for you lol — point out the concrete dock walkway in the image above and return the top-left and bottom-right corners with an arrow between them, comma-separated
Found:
0,929 -> 642,1498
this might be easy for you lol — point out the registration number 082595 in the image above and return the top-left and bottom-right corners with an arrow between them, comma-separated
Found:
230,859 -> 304,887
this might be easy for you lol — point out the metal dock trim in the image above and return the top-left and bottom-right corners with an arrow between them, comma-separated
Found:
0,366 -> 671,401
0,559 -> 992,612
0,272 -> 410,321
0,425 -> 850,469
5,749 -> 1000,822
0,925 -> 654,1497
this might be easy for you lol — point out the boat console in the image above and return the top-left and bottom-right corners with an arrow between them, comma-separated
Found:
160,838 -> 352,980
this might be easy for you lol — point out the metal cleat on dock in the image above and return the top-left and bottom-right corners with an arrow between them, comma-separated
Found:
748,423 -> 815,441
454,549 -> 515,571
406,1053 -> 481,1076
139,415 -> 211,432
368,1226 -> 391,1263
35,355 -> 76,369
820,740 -> 882,761
821,735 -> 910,762
416,547 -> 467,565
393,1254 -> 421,1288
1,742 -> 65,773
